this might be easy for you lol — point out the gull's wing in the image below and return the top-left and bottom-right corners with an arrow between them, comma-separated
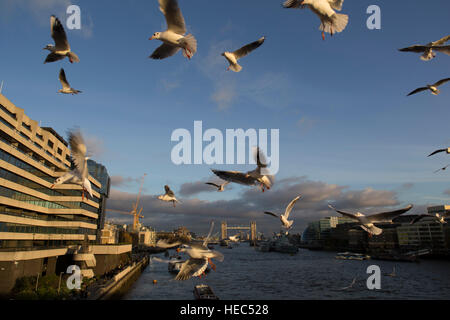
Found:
431,35 -> 450,46
328,0 -> 344,11
434,165 -> 449,173
433,78 -> 450,87
175,258 -> 208,281
253,146 -> 268,168
156,239 -> 182,249
44,52 -> 65,64
158,0 -> 186,35
202,221 -> 215,248
282,0 -> 306,9
398,45 -> 428,53
68,129 -> 87,176
264,211 -> 279,218
407,87 -> 429,96
205,182 -> 220,188
59,68 -> 70,89
50,15 -> 70,51
202,249 -> 224,262
233,37 -> 266,60
433,45 -> 450,55
367,205 -> 413,223
164,185 -> 175,197
328,204 -> 359,220
428,149 -> 447,157
283,195 -> 302,219
211,169 -> 257,186
150,43 -> 180,60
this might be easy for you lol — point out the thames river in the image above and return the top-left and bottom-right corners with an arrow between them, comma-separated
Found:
123,244 -> 450,300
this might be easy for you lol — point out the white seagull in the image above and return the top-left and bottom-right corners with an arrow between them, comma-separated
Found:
158,185 -> 180,207
407,78 -> 450,96
58,69 -> 82,95
283,0 -> 349,40
51,129 -> 93,201
328,204 -> 413,236
211,147 -> 274,192
399,35 -> 450,61
44,15 -> 80,64
428,147 -> 450,157
222,36 -> 266,72
205,181 -> 229,192
264,195 -> 302,230
149,0 -> 197,60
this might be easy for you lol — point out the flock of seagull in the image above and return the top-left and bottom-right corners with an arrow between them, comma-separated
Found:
39,0 -> 450,281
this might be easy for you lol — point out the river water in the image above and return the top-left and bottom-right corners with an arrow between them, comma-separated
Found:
123,244 -> 450,300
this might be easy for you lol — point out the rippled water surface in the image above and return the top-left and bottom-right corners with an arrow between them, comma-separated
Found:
123,244 -> 450,300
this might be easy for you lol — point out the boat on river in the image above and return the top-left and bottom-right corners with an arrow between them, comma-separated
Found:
255,234 -> 298,254
193,284 -> 219,300
335,252 -> 370,261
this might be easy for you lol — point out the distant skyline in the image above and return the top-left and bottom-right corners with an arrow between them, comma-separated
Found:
1,0 -> 449,235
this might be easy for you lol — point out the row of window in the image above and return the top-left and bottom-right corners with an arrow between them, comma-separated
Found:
0,222 -> 96,235
0,185 -> 99,213
0,104 -> 17,120
0,206 -> 97,225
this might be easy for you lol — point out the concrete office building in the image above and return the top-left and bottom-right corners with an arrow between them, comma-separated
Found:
0,93 -> 130,295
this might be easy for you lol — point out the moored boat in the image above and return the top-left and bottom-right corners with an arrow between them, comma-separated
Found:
193,284 -> 219,300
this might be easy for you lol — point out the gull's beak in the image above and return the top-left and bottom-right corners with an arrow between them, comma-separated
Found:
176,248 -> 180,253
149,36 -> 154,40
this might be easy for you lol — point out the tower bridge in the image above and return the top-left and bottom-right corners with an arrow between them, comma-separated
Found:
221,221 -> 257,242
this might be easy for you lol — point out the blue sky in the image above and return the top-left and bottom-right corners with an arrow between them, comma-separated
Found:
1,0 -> 449,234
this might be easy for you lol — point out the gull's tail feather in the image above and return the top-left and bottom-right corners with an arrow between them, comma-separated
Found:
67,52 -> 80,63
229,63 -> 242,72
320,13 -> 348,34
180,34 -> 197,59
360,225 -> 383,236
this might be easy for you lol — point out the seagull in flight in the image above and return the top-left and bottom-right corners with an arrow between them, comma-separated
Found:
264,195 -> 302,230
428,147 -> 450,157
205,181 -> 230,192
339,277 -> 357,290
58,69 -> 81,95
44,15 -> 80,64
51,129 -> 93,201
149,0 -> 197,60
283,0 -> 349,40
399,35 -> 450,61
328,204 -> 413,236
434,164 -> 450,173
407,78 -> 450,96
158,185 -> 180,207
222,36 -> 266,72
211,147 -> 274,192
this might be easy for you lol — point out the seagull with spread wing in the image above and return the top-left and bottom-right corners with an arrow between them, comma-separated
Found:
428,147 -> 450,157
407,78 -> 450,96
149,0 -> 197,60
158,185 -> 180,207
51,129 -> 92,201
410,214 -> 447,225
58,68 -> 81,95
399,35 -> 450,61
211,147 -> 274,192
328,204 -> 413,236
283,0 -> 349,40
264,195 -> 302,230
222,36 -> 266,72
44,15 -> 80,64
205,181 -> 229,192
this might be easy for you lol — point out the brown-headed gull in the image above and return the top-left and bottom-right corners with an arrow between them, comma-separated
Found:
264,195 -> 302,229
158,185 -> 180,207
222,36 -> 266,72
399,35 -> 450,61
428,147 -> 450,157
149,0 -> 197,60
51,129 -> 92,201
205,181 -> 229,192
283,0 -> 349,40
58,68 -> 81,95
44,15 -> 80,64
328,204 -> 413,236
407,78 -> 450,96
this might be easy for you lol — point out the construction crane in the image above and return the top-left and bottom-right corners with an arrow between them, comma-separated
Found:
106,173 -> 147,232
